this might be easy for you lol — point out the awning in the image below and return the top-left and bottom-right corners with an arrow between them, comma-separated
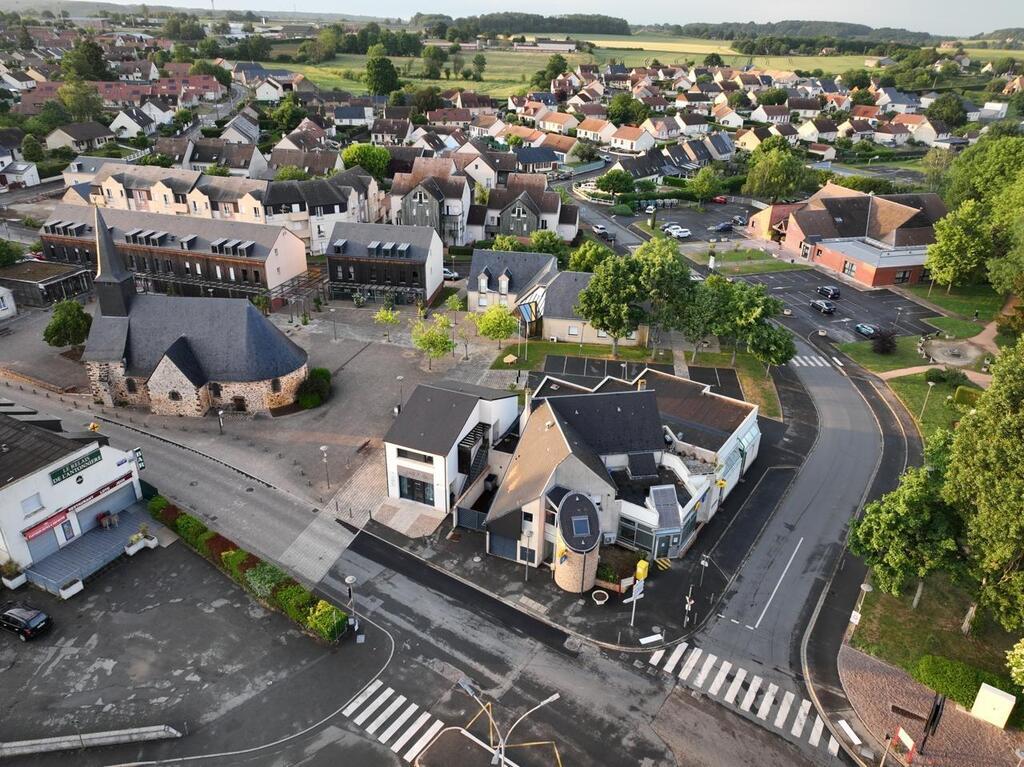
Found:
23,511 -> 68,540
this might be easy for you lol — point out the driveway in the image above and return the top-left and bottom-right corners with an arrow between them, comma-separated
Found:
0,542 -> 385,766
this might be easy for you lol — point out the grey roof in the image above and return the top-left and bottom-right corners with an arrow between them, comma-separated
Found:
327,221 -> 439,264
63,156 -> 123,175
384,381 -> 515,455
84,294 -> 308,383
0,413 -> 82,490
119,106 -> 153,127
53,121 -> 114,141
222,112 -> 260,142
513,146 -> 558,166
335,105 -> 369,120
547,390 -> 665,456
541,271 -> 593,320
557,492 -> 600,553
93,208 -> 132,285
468,249 -> 557,294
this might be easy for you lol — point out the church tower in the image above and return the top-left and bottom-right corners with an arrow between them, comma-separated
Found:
93,208 -> 135,317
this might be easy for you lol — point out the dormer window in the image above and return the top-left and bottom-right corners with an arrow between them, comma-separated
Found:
512,206 -> 526,219
413,190 -> 427,204
478,274 -> 488,293
498,274 -> 509,295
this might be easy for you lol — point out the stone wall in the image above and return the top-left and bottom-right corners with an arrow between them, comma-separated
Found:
553,535 -> 599,593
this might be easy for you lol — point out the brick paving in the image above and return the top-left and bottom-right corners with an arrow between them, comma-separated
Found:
838,644 -> 1024,767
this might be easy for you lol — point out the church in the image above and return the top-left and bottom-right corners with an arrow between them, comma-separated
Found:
83,208 -> 309,417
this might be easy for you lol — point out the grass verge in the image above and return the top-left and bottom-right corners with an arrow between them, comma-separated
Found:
687,349 -> 782,419
925,315 -> 984,340
905,283 -> 1005,321
838,335 -> 925,373
490,340 -> 673,371
886,371 -> 976,439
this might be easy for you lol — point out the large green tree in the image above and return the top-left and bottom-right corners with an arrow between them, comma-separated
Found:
925,199 -> 993,292
0,240 -> 23,268
62,38 -> 110,80
742,147 -> 808,202
568,240 -> 614,272
688,166 -> 723,205
528,230 -> 568,267
58,78 -> 104,122
634,237 -> 693,343
410,315 -> 454,369
943,135 -> 1024,209
474,304 -> 519,349
576,255 -> 644,357
596,169 -> 635,196
43,300 -> 92,347
607,92 -> 648,126
925,92 -> 967,128
746,321 -> 796,375
679,274 -> 730,362
366,47 -> 400,95
340,143 -> 390,180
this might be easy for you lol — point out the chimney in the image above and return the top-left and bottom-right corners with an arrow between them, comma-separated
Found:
637,379 -> 647,391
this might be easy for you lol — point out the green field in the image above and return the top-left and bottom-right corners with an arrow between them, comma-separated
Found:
682,247 -> 811,275
905,283 -> 1006,322
926,315 -> 984,339
838,335 -> 926,373
887,371 -> 976,438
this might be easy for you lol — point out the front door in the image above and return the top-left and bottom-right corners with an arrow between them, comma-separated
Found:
655,535 -> 671,558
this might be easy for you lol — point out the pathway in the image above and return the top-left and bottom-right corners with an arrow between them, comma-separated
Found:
876,364 -> 992,388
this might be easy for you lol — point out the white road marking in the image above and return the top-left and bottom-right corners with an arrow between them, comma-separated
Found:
791,699 -> 812,738
831,356 -> 844,367
391,711 -> 431,754
756,683 -> 778,720
343,679 -> 383,717
827,736 -> 840,756
791,357 -> 804,366
354,687 -> 394,726
838,719 -> 862,746
367,695 -> 407,736
648,649 -> 665,667
404,720 -> 444,762
379,702 -> 419,744
708,661 -> 732,696
773,691 -> 795,728
663,643 -> 688,674
740,675 -> 762,712
809,715 -> 824,747
724,668 -> 746,704
693,654 -> 718,688
754,537 -> 804,629
679,648 -> 703,681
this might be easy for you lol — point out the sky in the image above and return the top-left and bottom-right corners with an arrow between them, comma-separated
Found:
81,0 -> 1017,37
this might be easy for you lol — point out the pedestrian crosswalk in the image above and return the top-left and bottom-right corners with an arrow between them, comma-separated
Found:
789,354 -> 834,368
647,646 -> 841,759
342,679 -> 446,762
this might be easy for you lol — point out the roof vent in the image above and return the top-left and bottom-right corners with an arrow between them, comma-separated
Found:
637,379 -> 647,391
545,420 -> 554,430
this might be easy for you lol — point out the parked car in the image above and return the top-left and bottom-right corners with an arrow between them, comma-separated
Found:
817,285 -> 841,299
732,215 -> 747,225
442,267 -> 460,280
855,323 -> 879,338
707,222 -> 733,233
811,299 -> 837,314
660,222 -> 675,232
671,228 -> 692,239
0,602 -> 51,642
592,224 -> 607,235
711,195 -> 728,204
645,205 -> 656,214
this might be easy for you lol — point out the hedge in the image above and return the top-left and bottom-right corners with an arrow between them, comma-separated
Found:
221,548 -> 250,581
246,562 -> 289,600
174,514 -> 209,549
307,599 -> 348,642
912,655 -> 1020,724
277,582 -> 316,624
609,204 -> 633,215
953,385 -> 981,407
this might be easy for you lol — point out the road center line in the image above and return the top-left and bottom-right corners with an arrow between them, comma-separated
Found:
754,537 -> 804,629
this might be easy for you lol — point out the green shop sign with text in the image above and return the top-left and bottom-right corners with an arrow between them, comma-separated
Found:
49,449 -> 102,485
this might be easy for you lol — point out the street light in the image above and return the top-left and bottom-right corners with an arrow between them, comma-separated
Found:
319,445 -> 330,489
855,581 -> 873,614
329,307 -> 337,341
396,375 -> 404,411
344,574 -> 357,609
892,307 -> 903,331
217,408 -> 224,435
920,380 -> 936,421
524,530 -> 533,583
457,678 -> 560,767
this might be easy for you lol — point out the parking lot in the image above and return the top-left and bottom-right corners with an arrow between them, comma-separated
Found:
742,269 -> 940,344
0,543 -> 379,765
638,199 -> 758,243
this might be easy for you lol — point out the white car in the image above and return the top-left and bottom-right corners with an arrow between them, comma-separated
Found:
671,228 -> 692,239
442,267 -> 460,280
645,205 -> 656,214
592,224 -> 607,235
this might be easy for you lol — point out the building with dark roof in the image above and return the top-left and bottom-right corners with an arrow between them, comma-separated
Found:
0,259 -> 92,308
45,121 -> 115,152
467,249 -> 557,316
83,208 -> 308,416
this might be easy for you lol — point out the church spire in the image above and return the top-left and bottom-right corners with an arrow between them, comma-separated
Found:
93,207 -> 134,317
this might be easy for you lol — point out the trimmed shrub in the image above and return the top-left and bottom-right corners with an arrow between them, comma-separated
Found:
309,367 -> 331,384
174,513 -> 208,549
924,367 -> 947,383
306,599 -> 348,642
912,654 -> 1016,711
953,385 -> 981,407
147,495 -> 169,514
245,562 -> 289,599
221,548 -> 251,582
160,504 -> 183,527
872,329 -> 897,355
609,204 -> 633,215
276,582 -> 315,624
203,533 -> 237,562
196,530 -> 217,557
297,369 -> 331,409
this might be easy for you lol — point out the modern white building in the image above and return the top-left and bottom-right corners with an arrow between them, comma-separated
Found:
0,285 -> 15,321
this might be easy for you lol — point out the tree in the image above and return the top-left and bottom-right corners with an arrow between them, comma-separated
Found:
341,143 -> 390,180
872,328 -> 898,354
850,89 -> 876,106
943,338 -> 1024,631
596,169 -> 635,196
472,53 -> 487,80
607,92 -> 648,126
678,274 -> 729,361
944,136 -> 1024,209
850,431 -> 960,596
189,60 -> 231,88
635,237 -> 693,343
568,240 -> 614,272
474,304 -> 519,349
688,166 -> 723,205
925,92 -> 967,128
742,148 -> 808,202
274,165 -> 310,181
577,256 -> 644,357
422,45 -> 447,79
58,78 -> 103,122
205,164 -> 231,176
138,153 -> 175,167
20,134 -> 43,162
365,50 -> 400,96
571,139 -> 599,163
444,292 -> 464,321
528,230 -> 568,267
925,199 -> 992,292
43,300 -> 92,348
491,234 -> 524,252
726,90 -> 750,110
703,53 -> 724,67
374,306 -> 400,341
747,321 -> 795,376
505,134 -> 523,148
62,38 -> 110,80
0,239 -> 23,268
411,315 -> 454,369
756,87 -> 788,106
271,92 -> 306,133
920,148 -> 955,194
1007,638 -> 1024,688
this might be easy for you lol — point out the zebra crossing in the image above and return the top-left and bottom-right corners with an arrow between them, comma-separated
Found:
342,679 -> 446,762
789,354 -> 840,369
647,645 -> 842,759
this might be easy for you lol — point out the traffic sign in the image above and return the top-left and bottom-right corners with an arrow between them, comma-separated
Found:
133,447 -> 146,471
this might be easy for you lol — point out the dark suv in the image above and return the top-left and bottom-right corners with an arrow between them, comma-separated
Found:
1,602 -> 52,642
810,299 -> 837,314
817,286 -> 841,299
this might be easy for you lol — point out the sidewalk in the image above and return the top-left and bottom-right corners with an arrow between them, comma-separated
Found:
876,364 -> 992,388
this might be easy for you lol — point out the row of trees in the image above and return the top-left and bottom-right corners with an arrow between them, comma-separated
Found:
412,12 -> 630,40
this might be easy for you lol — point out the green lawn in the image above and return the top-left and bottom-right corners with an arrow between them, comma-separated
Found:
680,247 -> 810,275
925,315 -> 984,340
686,350 -> 782,420
838,335 -> 926,373
887,371 -> 976,439
851,571 -> 1018,682
906,283 -> 1006,321
490,340 -> 672,371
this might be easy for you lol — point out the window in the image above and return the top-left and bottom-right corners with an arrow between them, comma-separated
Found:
125,378 -> 137,394
519,546 -> 535,564
571,516 -> 591,537
215,265 -> 222,280
540,220 -> 548,230
271,378 -> 281,393
398,475 -> 434,505
195,263 -> 202,277
545,510 -> 556,526
894,270 -> 911,284
522,511 -> 534,523
169,390 -> 182,401
568,325 -> 579,336
210,382 -> 221,397
597,329 -> 608,338
397,448 -> 433,464
842,260 -> 856,277
478,296 -> 489,306
21,492 -> 44,517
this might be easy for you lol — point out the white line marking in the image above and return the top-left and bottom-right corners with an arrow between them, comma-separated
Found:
724,668 -> 746,704
832,356 -> 844,367
774,691 -> 795,728
754,537 -> 804,629
811,356 -> 826,367
404,720 -> 444,762
791,358 -> 804,366
663,643 -> 687,674
708,661 -> 732,696
354,687 -> 394,726
693,654 -> 718,688
791,699 -> 812,738
379,702 -> 419,744
809,715 -> 824,747
838,719 -> 862,746
756,683 -> 778,720
827,736 -> 840,756
367,695 -> 406,736
740,675 -> 761,712
678,648 -> 702,681
649,649 -> 665,667
343,679 -> 383,717
391,711 -> 431,753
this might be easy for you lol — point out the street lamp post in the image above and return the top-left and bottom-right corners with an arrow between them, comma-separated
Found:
920,380 -> 936,421
319,445 -> 330,489
457,678 -> 560,767
344,574 -> 357,610
396,375 -> 404,414
893,307 -> 903,331
524,530 -> 533,583
330,307 -> 337,341
217,409 -> 224,435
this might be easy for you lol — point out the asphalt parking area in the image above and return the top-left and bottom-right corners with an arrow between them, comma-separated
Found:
742,270 -> 939,343
0,543 -> 380,764
645,200 -> 757,243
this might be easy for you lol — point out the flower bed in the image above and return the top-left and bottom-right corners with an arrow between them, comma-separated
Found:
146,496 -> 348,642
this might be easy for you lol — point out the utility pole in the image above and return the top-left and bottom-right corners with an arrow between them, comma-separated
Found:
684,583 -> 695,628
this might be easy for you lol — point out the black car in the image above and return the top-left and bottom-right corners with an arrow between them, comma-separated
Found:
810,299 -> 836,314
707,222 -> 734,233
0,602 -> 51,642
817,285 -> 841,299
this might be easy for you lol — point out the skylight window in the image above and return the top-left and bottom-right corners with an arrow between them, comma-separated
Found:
571,516 -> 590,537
